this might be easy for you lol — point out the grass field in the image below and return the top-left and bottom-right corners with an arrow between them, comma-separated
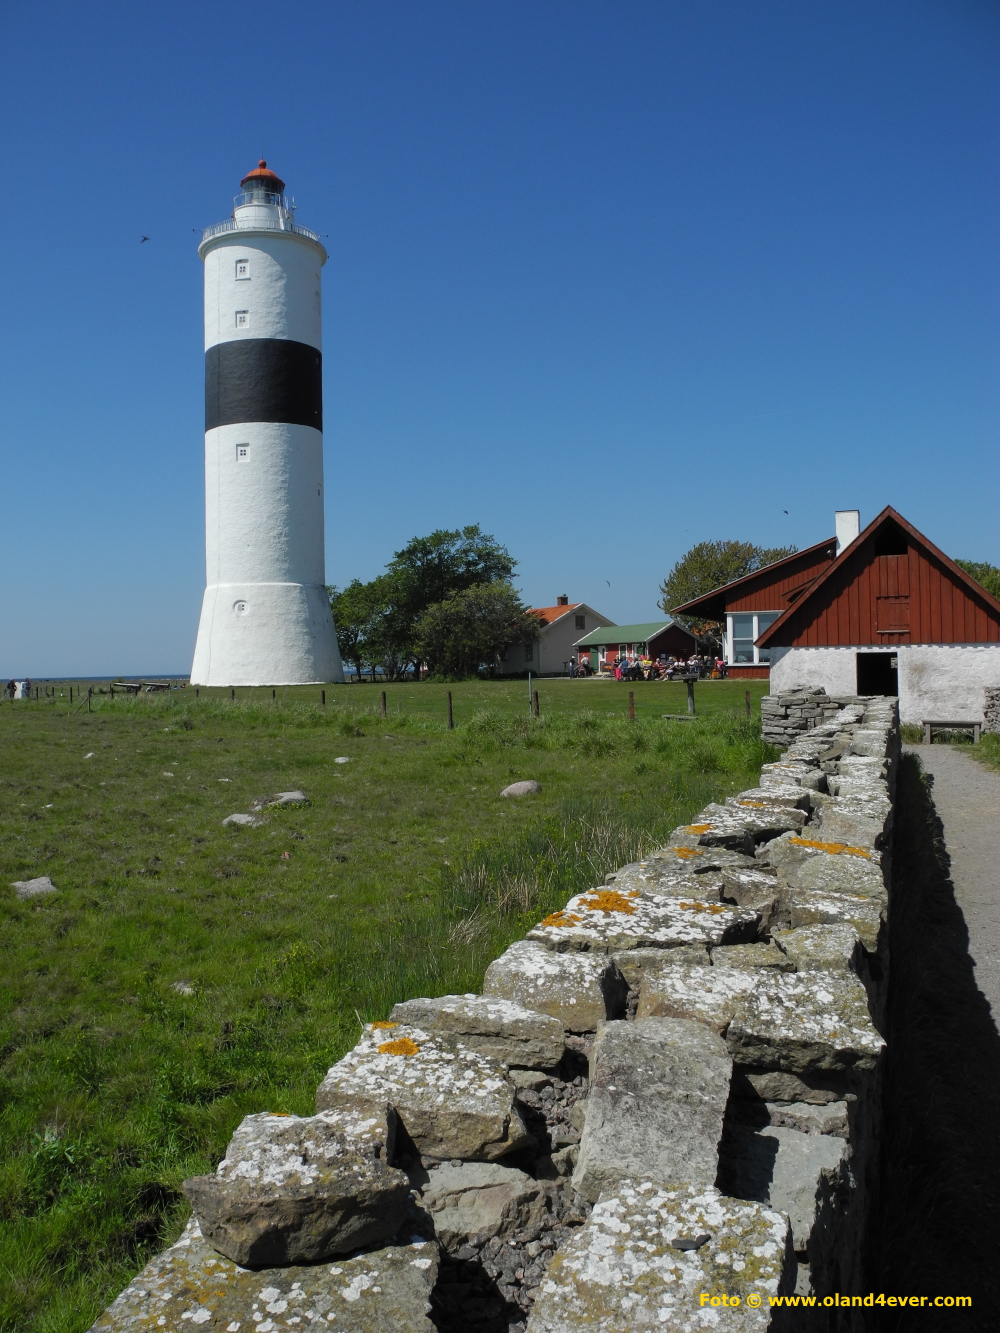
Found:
0,677 -> 774,1332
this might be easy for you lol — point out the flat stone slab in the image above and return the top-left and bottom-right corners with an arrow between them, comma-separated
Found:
711,944 -> 795,971
733,786 -> 812,812
727,973 -> 884,1074
814,797 -> 892,850
759,761 -> 827,792
758,831 -> 882,878
849,728 -> 892,757
526,1181 -> 794,1331
12,876 -> 57,898
572,1018 -> 732,1202
482,940 -> 628,1032
606,862 -> 725,901
780,849 -> 886,902
182,1111 -> 409,1266
417,1160 -> 547,1251
315,1024 -> 529,1162
645,845 -> 760,874
526,888 -> 761,954
88,1218 -> 439,1333
719,1125 -> 848,1252
670,807 -> 756,855
764,1101 -> 850,1139
612,946 -> 710,988
722,798 -> 809,839
786,890 -> 885,954
773,924 -> 863,974
389,994 -> 565,1070
636,965 -> 760,1031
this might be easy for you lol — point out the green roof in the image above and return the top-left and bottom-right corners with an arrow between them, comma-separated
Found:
573,621 -> 678,647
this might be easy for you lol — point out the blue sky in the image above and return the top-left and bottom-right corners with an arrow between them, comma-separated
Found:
1,1 -> 997,675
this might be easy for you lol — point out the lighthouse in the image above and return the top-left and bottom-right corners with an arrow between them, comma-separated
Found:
190,161 -> 344,686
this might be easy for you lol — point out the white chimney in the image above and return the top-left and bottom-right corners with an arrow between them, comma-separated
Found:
835,510 -> 860,556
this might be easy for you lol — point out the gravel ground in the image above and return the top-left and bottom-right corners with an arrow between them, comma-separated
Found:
905,743 -> 1000,1030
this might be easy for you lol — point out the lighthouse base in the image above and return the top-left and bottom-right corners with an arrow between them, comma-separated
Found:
191,581 -> 345,686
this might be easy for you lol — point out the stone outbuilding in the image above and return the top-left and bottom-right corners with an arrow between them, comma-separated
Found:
672,506 -> 1000,726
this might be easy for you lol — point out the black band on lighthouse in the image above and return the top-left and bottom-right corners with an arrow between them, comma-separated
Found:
205,339 -> 322,432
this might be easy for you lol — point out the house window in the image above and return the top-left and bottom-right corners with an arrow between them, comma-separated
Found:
236,310 -> 249,328
524,643 -> 533,662
235,259 -> 250,280
575,614 -> 586,631
236,444 -> 250,461
727,612 -> 781,665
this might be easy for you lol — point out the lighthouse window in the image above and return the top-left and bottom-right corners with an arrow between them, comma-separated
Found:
235,310 -> 249,329
236,444 -> 250,461
235,259 -> 250,280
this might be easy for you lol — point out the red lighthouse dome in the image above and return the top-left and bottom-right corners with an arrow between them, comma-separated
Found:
240,159 -> 286,194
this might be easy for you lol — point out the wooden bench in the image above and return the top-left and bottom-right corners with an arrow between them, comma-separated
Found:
922,720 -> 981,744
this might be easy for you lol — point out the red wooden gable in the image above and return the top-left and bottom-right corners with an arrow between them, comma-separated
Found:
757,508 -> 1000,648
669,538 -> 838,621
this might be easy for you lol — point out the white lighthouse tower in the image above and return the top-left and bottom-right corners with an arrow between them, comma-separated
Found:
191,161 -> 344,686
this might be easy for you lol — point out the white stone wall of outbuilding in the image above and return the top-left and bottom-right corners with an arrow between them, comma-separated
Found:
770,644 -> 1000,724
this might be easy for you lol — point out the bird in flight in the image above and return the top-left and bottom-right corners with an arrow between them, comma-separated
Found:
140,235 -> 150,243
783,509 -> 788,514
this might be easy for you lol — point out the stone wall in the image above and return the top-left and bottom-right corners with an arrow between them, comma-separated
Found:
760,687 -> 867,750
90,698 -> 899,1333
984,686 -> 1000,734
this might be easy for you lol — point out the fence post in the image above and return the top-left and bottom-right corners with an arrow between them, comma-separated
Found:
686,679 -> 696,715
321,689 -> 326,706
380,690 -> 387,718
272,689 -> 276,701
88,687 -> 92,714
231,688 -> 235,701
628,690 -> 634,722
745,689 -> 751,718
70,686 -> 73,704
447,691 -> 454,730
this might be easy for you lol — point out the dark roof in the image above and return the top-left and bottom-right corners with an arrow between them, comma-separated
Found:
574,621 -> 689,648
756,506 -> 1000,648
669,538 -> 838,621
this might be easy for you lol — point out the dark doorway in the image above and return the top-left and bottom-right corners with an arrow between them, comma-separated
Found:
856,651 -> 898,695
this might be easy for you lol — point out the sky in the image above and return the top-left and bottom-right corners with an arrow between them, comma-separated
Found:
1,1 -> 997,676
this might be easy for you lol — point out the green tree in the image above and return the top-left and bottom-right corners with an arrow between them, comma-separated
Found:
328,580 -> 385,681
659,540 -> 798,642
956,560 -> 1000,602
414,582 -> 541,679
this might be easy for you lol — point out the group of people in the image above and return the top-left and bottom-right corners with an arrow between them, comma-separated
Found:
596,653 -> 726,682
5,679 -> 32,700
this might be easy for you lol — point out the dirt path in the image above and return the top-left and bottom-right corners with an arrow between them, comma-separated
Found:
868,748 -> 1000,1328
908,743 -> 1000,1027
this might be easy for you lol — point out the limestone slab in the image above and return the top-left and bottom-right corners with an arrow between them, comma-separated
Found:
781,849 -> 886,902
612,946 -> 710,988
773,924 -> 862,975
482,939 -> 627,1032
719,1125 -> 848,1253
526,1181 -> 794,1332
711,944 -> 795,971
389,994 -> 565,1070
315,1024 -> 529,1162
526,888 -> 761,955
786,890 -> 885,954
606,861 -> 725,901
733,786 -> 812,812
670,807 -> 756,855
757,830 -> 882,879
571,1018 -> 732,1202
764,1101 -> 850,1139
88,1219 -> 439,1333
636,965 -> 760,1031
417,1160 -> 547,1251
727,973 -> 884,1075
722,798 -> 809,838
182,1111 -> 408,1266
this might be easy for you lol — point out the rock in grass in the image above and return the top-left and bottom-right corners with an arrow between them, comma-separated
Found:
482,939 -> 627,1032
87,1217 -> 439,1333
389,994 -> 565,1070
251,790 -> 310,810
726,972 -> 884,1075
417,1160 -> 547,1251
500,779 -> 541,797
222,812 -> 259,827
170,980 -> 196,996
315,1024 -> 530,1162
526,1180 -> 795,1331
11,877 -> 57,899
571,1018 -> 732,1203
526,888 -> 761,955
182,1110 -> 410,1266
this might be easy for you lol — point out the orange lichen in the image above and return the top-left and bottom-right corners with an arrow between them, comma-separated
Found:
678,901 -> 728,915
672,847 -> 704,859
683,824 -> 713,835
738,800 -> 767,808
579,888 -> 640,915
378,1037 -> 421,1056
371,1020 -> 399,1030
789,837 -> 872,860
540,910 -> 582,929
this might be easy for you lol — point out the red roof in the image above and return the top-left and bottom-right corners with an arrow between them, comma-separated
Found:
532,603 -> 582,626
241,159 -> 285,192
